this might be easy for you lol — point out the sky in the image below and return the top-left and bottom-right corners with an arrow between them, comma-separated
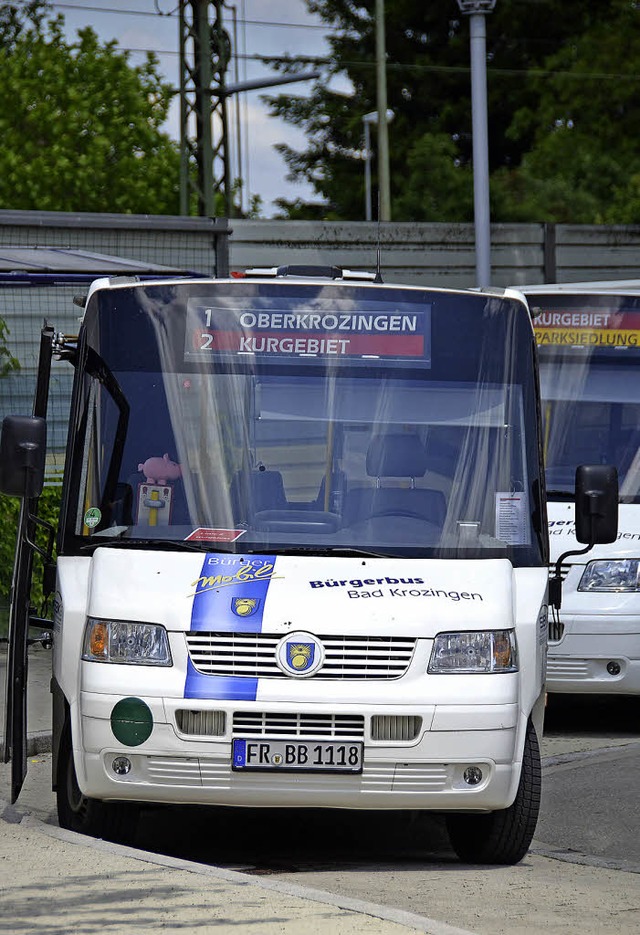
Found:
52,0 -> 334,216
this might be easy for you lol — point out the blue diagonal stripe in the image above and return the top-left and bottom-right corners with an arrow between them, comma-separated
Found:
184,553 -> 278,700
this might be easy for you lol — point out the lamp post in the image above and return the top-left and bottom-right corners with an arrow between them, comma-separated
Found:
456,0 -> 496,288
363,109 -> 395,222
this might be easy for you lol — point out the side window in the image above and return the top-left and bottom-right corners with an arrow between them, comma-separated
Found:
74,377 -> 125,535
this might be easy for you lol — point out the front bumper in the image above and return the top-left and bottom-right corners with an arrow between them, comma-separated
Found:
75,692 -> 524,811
547,615 -> 640,694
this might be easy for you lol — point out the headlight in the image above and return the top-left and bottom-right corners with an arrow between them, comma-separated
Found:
428,630 -> 518,674
82,618 -> 172,666
579,559 -> 640,592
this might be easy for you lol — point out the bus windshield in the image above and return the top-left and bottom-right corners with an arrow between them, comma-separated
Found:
64,281 -> 544,564
533,292 -> 640,503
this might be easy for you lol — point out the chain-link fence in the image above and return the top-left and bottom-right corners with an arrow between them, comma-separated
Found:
0,215 -> 229,628
0,213 -> 229,485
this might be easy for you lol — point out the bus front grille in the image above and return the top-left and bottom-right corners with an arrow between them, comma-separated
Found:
185,632 -> 416,680
232,711 -> 365,738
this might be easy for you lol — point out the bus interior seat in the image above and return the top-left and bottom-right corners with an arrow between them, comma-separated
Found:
312,470 -> 348,513
344,433 -> 447,526
230,468 -> 288,518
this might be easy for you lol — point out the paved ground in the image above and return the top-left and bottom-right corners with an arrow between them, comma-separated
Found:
1,646 -> 639,935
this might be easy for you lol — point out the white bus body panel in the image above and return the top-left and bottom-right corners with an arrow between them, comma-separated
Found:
54,549 -> 547,810
548,501 -> 640,693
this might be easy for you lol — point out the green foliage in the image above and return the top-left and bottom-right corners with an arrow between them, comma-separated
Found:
0,3 -> 180,214
493,0 -> 640,223
0,0 -> 51,44
212,180 -> 264,219
266,1 -> 640,223
0,487 -> 61,636
0,255 -> 20,635
394,133 -> 474,222
0,314 -> 20,378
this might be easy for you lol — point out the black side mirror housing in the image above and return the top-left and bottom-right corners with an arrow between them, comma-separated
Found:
550,464 -> 619,611
0,415 -> 47,499
575,464 -> 618,545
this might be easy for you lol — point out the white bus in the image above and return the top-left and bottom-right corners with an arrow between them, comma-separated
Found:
1,268 -> 617,864
522,281 -> 640,696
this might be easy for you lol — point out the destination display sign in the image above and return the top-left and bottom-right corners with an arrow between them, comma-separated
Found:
533,305 -> 640,348
184,297 -> 431,363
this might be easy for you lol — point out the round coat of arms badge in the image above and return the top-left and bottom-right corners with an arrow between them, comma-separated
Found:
275,631 -> 325,678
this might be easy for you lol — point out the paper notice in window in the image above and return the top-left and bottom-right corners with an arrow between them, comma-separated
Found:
495,493 -> 530,545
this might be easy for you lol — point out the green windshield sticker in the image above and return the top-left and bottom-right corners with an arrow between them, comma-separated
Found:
84,507 -> 101,528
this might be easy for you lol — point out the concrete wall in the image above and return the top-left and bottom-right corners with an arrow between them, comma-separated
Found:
228,220 -> 640,288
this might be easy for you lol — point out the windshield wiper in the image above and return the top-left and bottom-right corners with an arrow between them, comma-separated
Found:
80,537 -> 206,553
268,545 -> 395,559
546,489 -> 574,500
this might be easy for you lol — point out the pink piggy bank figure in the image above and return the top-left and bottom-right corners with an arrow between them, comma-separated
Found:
138,453 -> 182,484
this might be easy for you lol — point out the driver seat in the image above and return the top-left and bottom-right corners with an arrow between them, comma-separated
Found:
344,433 -> 446,527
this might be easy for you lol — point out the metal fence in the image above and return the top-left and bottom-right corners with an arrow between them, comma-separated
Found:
3,210 -> 640,483
0,210 -> 229,277
0,212 -> 230,483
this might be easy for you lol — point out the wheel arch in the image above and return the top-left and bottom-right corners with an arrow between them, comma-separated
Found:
51,676 -> 70,793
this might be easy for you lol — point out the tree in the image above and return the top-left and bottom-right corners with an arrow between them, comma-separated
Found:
265,1 -> 626,222
492,0 -> 640,223
0,2 -> 181,214
394,133 -> 473,223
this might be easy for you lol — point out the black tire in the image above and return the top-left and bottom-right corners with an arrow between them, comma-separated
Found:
446,720 -> 541,865
56,722 -> 139,845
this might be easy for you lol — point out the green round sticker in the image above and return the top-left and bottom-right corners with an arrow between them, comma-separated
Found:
110,697 -> 153,747
84,507 -> 102,528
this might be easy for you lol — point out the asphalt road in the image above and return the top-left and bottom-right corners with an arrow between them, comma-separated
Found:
535,694 -> 640,868
4,733 -> 639,935
2,651 -> 640,935
117,693 -> 640,873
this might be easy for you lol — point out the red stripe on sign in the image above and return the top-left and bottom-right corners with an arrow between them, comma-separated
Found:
535,310 -> 640,330
198,330 -> 424,357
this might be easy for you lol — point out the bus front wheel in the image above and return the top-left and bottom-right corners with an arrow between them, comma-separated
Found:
56,722 -> 139,845
445,720 -> 541,865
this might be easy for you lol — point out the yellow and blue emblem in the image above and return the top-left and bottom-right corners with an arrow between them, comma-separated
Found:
275,631 -> 324,678
286,642 -> 315,672
231,597 -> 261,618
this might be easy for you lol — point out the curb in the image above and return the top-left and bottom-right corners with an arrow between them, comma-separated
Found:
0,804 -> 479,935
26,730 -> 52,756
0,730 -> 52,760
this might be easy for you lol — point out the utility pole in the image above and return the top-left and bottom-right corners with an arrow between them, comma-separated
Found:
178,0 -> 320,218
179,0 -> 230,217
375,0 -> 391,221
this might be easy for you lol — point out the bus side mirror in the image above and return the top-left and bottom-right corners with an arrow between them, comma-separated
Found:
0,415 -> 47,499
575,464 -> 618,546
550,464 -> 619,610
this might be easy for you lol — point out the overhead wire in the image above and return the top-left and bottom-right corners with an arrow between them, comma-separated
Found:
49,2 -> 640,82
50,2 -> 331,30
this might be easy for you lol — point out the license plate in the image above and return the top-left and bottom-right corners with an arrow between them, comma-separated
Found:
232,739 -> 363,773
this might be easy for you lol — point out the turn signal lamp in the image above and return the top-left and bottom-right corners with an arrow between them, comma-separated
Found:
88,621 -> 108,659
83,618 -> 172,666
